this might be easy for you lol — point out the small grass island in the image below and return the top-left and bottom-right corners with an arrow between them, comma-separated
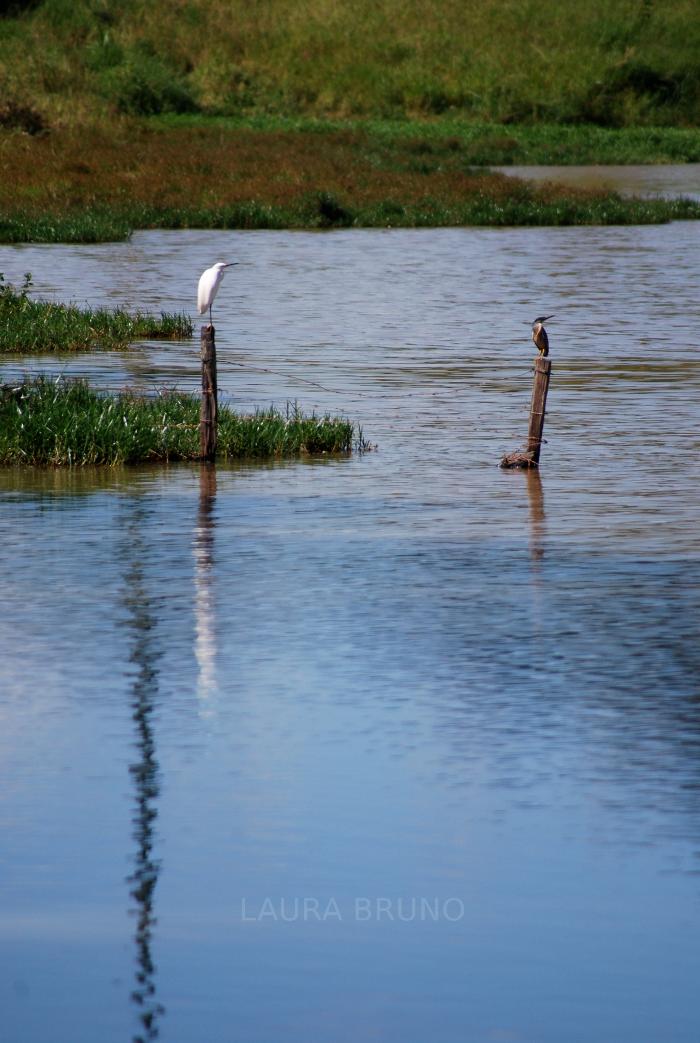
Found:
0,279 -> 358,466
0,378 -> 355,466
0,274 -> 193,352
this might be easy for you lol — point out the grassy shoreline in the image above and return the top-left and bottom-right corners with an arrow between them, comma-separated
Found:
2,195 -> 697,245
150,115 -> 700,164
0,275 -> 193,351
2,120 -> 699,244
0,378 -> 354,465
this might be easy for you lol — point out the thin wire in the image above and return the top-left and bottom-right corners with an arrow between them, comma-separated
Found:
2,361 -> 538,442
217,359 -> 338,395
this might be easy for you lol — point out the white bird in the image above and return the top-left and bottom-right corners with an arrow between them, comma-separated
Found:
197,261 -> 235,326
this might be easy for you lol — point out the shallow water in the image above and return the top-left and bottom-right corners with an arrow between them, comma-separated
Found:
494,162 -> 700,200
1,200 -> 700,1042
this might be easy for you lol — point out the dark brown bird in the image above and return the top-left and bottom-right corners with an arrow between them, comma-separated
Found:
531,315 -> 554,357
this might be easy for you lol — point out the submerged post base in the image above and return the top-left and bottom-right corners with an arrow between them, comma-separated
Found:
500,356 -> 551,469
499,450 -> 539,469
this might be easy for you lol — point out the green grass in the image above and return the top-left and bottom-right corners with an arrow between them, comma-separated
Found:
3,2 -> 700,246
0,274 -> 193,351
2,117 -> 699,245
2,0 -> 700,128
154,114 -> 700,164
0,377 -> 355,465
0,208 -> 135,244
3,191 -> 699,246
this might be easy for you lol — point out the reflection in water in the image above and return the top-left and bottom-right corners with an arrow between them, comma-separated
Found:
525,469 -> 547,638
526,468 -> 545,564
2,221 -> 700,1043
194,464 -> 218,709
124,508 -> 165,1043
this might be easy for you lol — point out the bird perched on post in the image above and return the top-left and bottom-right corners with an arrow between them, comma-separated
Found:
531,315 -> 554,357
197,261 -> 236,326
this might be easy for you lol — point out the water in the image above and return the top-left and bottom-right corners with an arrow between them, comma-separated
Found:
494,163 -> 700,200
1,175 -> 700,1042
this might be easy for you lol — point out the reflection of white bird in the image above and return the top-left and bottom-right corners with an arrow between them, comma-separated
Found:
197,261 -> 235,325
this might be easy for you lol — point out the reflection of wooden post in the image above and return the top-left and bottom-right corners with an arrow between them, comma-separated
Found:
501,357 -> 552,469
200,325 -> 217,461
526,468 -> 545,563
195,463 -> 217,703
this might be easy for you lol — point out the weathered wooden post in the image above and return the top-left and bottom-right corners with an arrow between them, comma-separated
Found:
200,325 -> 217,462
500,356 -> 552,469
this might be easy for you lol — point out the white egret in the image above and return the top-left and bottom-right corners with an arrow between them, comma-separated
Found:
197,261 -> 236,326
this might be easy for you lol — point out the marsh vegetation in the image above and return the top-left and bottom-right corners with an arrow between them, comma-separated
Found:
1,2 -> 700,241
0,377 -> 354,465
0,274 -> 193,350
2,123 -> 699,243
2,0 -> 699,127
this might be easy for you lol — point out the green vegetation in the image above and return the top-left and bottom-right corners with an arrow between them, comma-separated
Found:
262,117 -> 700,165
1,2 -> 699,243
0,273 -> 193,350
2,122 -> 699,244
1,0 -> 699,127
147,114 -> 700,165
0,377 -> 354,465
0,208 -> 134,244
3,193 -> 698,245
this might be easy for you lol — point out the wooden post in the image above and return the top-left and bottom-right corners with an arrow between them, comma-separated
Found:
525,356 -> 552,465
200,325 -> 217,462
500,357 -> 552,469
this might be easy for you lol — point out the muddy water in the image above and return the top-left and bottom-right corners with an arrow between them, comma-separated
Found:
1,201 -> 699,1042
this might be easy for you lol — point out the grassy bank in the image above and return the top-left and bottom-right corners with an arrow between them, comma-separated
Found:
0,274 -> 192,351
2,122 -> 699,244
3,195 -> 697,245
153,115 -> 700,164
0,378 -> 354,465
2,1 -> 699,128
3,2 -> 699,244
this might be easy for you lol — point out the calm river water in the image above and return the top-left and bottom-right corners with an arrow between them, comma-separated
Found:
1,168 -> 699,1043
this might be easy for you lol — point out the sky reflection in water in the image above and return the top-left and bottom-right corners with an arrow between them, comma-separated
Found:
1,188 -> 699,1043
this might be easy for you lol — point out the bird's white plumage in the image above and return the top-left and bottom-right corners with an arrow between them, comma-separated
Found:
197,261 -> 232,323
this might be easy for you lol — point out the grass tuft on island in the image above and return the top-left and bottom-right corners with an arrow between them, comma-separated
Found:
0,274 -> 193,351
0,377 -> 355,466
